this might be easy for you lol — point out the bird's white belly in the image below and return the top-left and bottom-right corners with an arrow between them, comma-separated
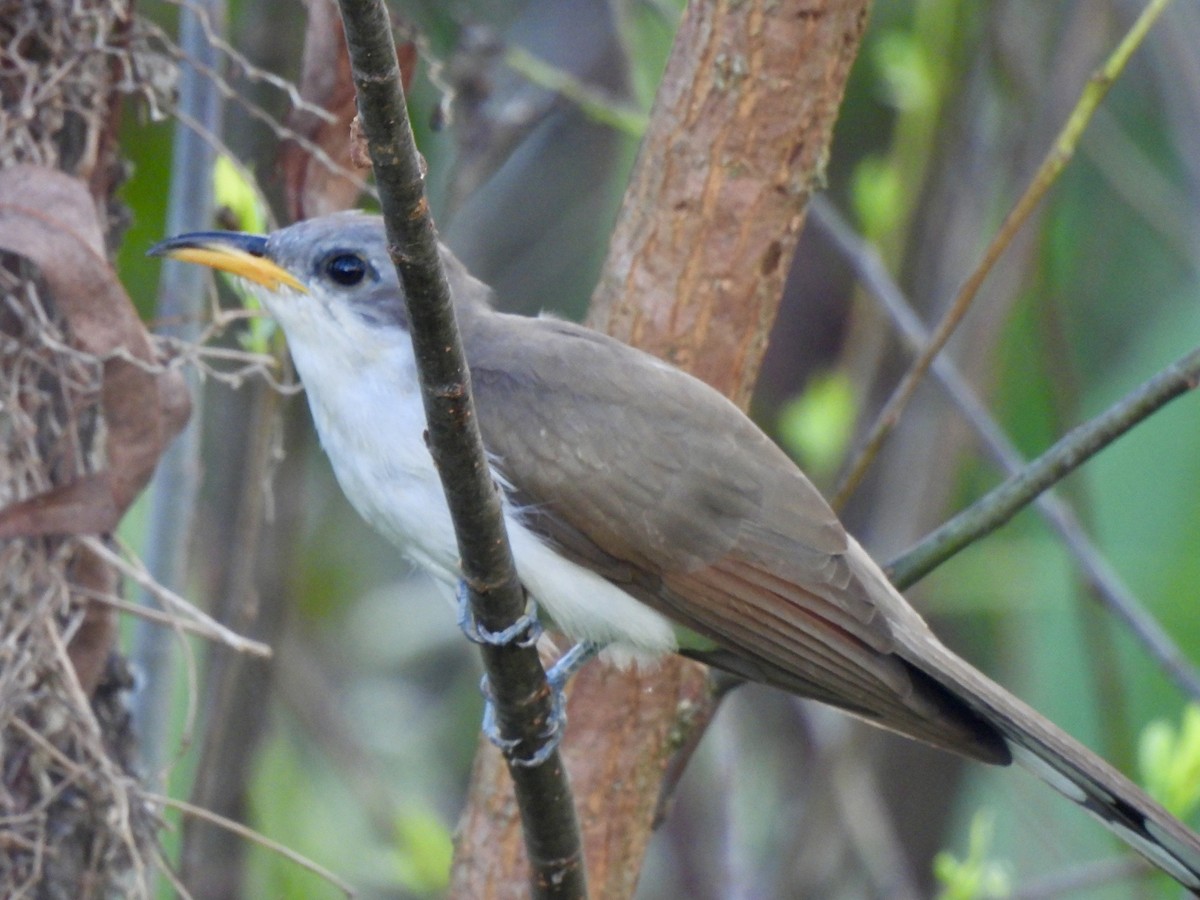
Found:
297,349 -> 677,662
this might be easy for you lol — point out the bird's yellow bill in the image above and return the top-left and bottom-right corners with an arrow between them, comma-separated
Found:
163,244 -> 307,294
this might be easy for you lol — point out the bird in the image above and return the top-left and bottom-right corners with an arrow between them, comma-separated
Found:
152,211 -> 1200,891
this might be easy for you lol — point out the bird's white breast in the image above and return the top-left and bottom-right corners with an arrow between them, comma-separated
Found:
280,314 -> 677,662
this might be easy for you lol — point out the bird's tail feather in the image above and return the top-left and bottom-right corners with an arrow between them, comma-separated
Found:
916,634 -> 1200,893
845,538 -> 1200,891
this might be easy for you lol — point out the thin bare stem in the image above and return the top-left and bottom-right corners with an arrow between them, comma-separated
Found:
833,0 -> 1178,509
890,346 -> 1200,587
83,537 -> 271,658
332,0 -> 587,896
811,196 -> 1200,700
503,46 -> 649,136
145,792 -> 357,898
129,0 -> 225,784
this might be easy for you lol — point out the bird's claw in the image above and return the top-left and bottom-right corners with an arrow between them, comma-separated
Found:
456,580 -> 542,648
478,641 -> 600,768
480,674 -> 566,768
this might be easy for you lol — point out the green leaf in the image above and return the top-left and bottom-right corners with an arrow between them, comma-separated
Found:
850,155 -> 904,240
777,371 -> 856,480
212,154 -> 276,353
213,153 -> 268,234
1140,704 -> 1200,819
934,812 -> 1011,900
393,805 -> 453,894
873,29 -> 936,113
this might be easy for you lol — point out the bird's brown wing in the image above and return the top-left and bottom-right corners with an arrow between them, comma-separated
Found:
465,312 -> 1008,763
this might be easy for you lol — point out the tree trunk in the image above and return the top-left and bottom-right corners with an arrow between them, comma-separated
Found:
449,2 -> 872,895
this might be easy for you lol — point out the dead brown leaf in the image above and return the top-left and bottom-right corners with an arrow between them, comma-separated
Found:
279,0 -> 417,220
65,540 -> 120,696
0,165 -> 191,539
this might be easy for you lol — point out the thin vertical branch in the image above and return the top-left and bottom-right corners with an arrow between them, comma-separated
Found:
131,0 -> 225,782
332,0 -> 587,896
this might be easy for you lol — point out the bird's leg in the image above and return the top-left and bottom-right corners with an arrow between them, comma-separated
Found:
545,640 -> 600,690
455,579 -> 542,648
480,640 -> 601,768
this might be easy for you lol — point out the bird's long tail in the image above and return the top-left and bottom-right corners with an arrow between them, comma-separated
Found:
914,625 -> 1200,893
846,539 -> 1200,892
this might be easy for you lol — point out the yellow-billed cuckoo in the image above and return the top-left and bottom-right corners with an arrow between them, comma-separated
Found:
151,212 -> 1200,889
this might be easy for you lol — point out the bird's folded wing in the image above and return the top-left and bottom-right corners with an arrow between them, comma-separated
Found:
467,313 -> 1008,762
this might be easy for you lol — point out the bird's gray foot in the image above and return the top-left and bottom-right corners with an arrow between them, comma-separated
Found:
479,674 -> 563,768
456,579 -> 542,648
480,640 -> 601,768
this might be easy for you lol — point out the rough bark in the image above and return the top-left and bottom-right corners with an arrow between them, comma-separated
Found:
589,0 -> 870,407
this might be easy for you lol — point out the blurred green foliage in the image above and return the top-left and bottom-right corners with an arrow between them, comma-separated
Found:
1141,705 -> 1200,819
933,812 -> 1011,900
619,0 -> 685,111
777,371 -> 857,481
392,806 -> 454,894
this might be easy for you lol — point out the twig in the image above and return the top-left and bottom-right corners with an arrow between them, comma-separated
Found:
44,622 -> 152,894
503,46 -> 649,136
136,11 -> 374,200
890,346 -> 1200,586
144,792 -> 357,898
81,587 -> 264,647
84,536 -> 210,773
332,1 -> 588,897
833,0 -> 1178,508
164,0 -> 340,126
1007,856 -> 1147,899
83,537 -> 272,658
810,197 -> 1200,700
150,843 -> 198,900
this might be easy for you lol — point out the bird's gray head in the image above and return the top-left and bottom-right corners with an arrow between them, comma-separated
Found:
149,211 -> 491,344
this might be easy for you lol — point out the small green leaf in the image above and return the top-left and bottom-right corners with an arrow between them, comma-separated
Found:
393,805 -> 453,894
1140,704 -> 1200,819
777,372 -> 857,480
212,154 -> 276,353
851,155 -> 904,240
873,30 -> 936,113
213,153 -> 268,234
933,812 -> 1011,900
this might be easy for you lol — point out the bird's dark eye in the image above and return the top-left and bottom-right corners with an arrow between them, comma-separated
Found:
324,252 -> 369,287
